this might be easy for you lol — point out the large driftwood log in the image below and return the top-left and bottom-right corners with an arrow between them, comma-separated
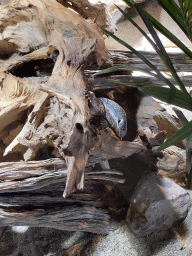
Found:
0,158 -> 127,234
0,0 -> 149,232
0,0 -> 147,198
0,0 -> 114,197
0,0 -> 185,232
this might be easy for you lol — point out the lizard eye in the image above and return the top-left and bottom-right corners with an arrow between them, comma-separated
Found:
118,120 -> 121,124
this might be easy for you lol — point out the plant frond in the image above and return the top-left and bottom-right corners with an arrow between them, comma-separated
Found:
156,0 -> 192,41
156,120 -> 192,151
141,9 -> 192,58
123,0 -> 190,96
109,80 -> 192,111
178,0 -> 192,41
99,27 -> 176,90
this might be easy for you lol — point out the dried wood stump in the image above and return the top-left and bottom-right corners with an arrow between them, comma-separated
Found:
0,0 -> 150,232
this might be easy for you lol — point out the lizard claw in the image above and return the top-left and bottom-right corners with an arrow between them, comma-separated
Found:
83,90 -> 95,104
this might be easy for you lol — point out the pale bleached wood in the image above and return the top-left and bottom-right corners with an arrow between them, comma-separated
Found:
0,0 -> 111,196
58,0 -> 116,32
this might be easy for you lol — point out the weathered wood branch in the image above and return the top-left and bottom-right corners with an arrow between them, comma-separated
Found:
0,206 -> 116,234
110,50 -> 192,72
92,75 -> 192,90
0,158 -> 127,234
0,158 -> 126,193
89,50 -> 192,89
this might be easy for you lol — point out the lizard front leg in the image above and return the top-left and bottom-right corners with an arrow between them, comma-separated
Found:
84,90 -> 105,116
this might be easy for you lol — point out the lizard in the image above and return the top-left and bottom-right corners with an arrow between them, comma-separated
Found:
84,90 -> 127,140
49,50 -> 128,139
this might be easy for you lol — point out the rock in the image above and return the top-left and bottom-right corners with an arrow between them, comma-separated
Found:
157,152 -> 181,172
137,96 -> 182,143
127,172 -> 191,236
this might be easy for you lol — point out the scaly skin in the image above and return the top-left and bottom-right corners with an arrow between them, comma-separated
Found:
100,97 -> 127,139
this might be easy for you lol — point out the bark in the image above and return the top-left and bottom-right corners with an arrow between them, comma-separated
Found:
0,158 -> 127,234
110,50 -> 192,71
91,50 -> 192,90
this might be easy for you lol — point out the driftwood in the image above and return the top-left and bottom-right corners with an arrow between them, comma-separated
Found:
0,0 -> 188,233
57,0 -> 116,32
91,50 -> 192,90
110,50 -> 192,72
0,158 -> 128,234
0,0 -> 149,232
93,74 -> 192,90
0,0 -> 114,198
0,0 -> 147,197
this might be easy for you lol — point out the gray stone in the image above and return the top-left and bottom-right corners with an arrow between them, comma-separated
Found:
127,172 -> 191,236
157,152 -> 180,172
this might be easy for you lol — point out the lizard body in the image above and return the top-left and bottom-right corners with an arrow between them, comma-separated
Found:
100,97 -> 127,139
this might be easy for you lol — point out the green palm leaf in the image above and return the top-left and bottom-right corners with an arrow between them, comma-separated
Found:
141,9 -> 192,58
156,0 -> 192,41
156,120 -> 192,152
156,0 -> 188,36
99,26 -> 177,91
109,80 -> 192,111
178,0 -> 192,41
123,0 -> 190,96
